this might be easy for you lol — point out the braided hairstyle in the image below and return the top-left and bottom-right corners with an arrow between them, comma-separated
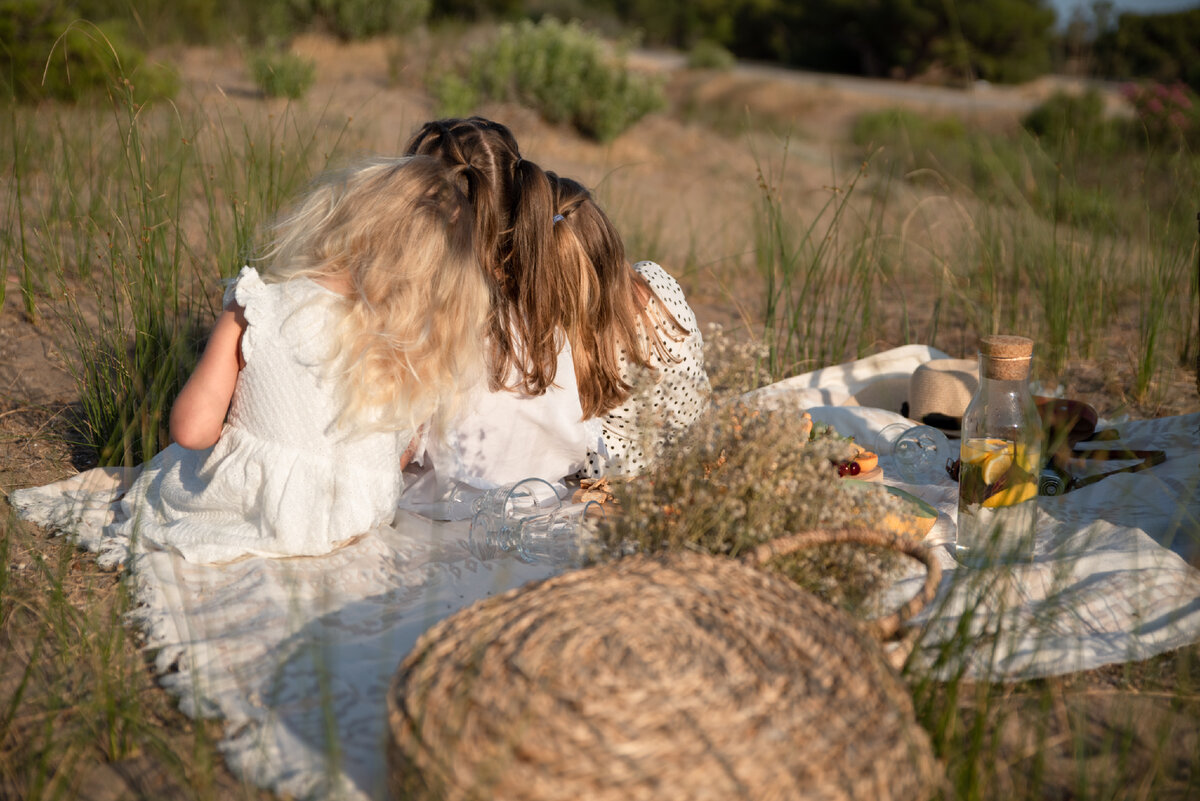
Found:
405,117 -> 685,417
544,173 -> 686,417
404,118 -> 561,397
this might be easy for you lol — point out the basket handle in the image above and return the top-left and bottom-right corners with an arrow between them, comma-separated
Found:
739,527 -> 942,643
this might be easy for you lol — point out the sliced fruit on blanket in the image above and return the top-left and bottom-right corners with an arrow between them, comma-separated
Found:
842,480 -> 939,538
852,446 -> 878,474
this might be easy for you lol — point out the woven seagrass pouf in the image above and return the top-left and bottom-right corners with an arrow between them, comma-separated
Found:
388,530 -> 941,801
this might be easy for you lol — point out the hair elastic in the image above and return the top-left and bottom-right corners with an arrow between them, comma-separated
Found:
552,214 -> 565,224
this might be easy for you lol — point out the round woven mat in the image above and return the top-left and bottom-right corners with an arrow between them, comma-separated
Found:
388,537 -> 941,801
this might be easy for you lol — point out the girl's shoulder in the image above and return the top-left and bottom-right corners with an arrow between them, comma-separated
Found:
632,261 -> 692,318
632,260 -> 670,281
222,265 -> 267,309
223,266 -> 334,308
221,266 -> 337,363
632,260 -> 682,295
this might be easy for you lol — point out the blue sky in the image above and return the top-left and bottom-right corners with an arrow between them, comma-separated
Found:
1048,0 -> 1199,24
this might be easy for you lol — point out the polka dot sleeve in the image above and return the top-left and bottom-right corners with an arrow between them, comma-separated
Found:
581,261 -> 711,478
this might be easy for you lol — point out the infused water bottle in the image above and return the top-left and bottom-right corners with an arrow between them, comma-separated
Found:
955,335 -> 1043,566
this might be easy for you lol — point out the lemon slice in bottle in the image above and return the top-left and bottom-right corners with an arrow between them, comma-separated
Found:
982,480 -> 1038,508
961,437 -> 1010,465
980,450 -> 1013,485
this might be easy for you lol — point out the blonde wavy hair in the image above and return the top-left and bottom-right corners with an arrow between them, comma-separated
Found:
258,155 -> 488,433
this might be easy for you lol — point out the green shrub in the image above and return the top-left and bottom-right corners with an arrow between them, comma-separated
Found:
0,5 -> 178,104
853,108 -> 967,153
442,18 -> 665,141
249,48 -> 316,99
686,38 -> 735,70
431,72 -> 479,118
1021,89 -> 1121,155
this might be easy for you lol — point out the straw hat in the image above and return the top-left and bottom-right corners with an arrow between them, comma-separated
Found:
906,358 -> 979,433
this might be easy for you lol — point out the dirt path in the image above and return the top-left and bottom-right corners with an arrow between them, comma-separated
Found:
635,48 -> 1110,115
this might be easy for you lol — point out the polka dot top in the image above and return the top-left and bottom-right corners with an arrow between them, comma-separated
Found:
581,261 -> 710,477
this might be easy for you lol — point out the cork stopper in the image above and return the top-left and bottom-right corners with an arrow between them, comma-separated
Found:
979,335 -> 1033,380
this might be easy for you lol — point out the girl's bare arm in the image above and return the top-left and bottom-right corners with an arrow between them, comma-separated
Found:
169,305 -> 247,450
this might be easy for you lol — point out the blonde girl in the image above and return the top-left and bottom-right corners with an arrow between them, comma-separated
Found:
14,155 -> 491,564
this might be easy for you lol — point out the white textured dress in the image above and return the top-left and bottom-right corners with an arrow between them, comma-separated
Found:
400,332 -> 601,518
12,267 -> 409,564
581,261 -> 710,477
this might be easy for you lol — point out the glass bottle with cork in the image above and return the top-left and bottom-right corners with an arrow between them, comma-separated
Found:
955,335 -> 1043,566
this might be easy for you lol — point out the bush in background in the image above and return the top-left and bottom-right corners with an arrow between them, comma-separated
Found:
1021,89 -> 1121,154
430,72 -> 478,117
249,48 -> 316,99
3,0 -> 432,54
434,18 -> 664,141
0,2 -> 178,103
686,38 -> 735,70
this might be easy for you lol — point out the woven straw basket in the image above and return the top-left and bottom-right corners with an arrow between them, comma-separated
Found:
388,528 -> 943,801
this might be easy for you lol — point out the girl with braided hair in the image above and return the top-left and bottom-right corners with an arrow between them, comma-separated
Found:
541,172 -> 709,476
400,117 -> 708,491
399,117 -> 598,499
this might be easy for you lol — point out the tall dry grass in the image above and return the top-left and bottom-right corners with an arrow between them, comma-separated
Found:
0,21 -> 1198,801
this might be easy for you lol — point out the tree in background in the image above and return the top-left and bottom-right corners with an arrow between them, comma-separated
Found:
721,0 -> 1055,83
724,0 -> 942,78
941,0 -> 1055,82
603,0 -> 766,47
431,0 -> 524,20
1093,7 -> 1200,92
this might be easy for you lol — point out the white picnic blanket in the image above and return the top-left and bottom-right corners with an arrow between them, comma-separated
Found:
9,476 -> 554,800
8,344 -> 1200,800
749,345 -> 1200,679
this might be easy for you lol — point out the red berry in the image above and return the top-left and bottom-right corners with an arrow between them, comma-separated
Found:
848,461 -> 861,476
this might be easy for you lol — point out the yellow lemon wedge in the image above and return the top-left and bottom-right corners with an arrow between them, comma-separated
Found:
980,451 -> 1013,485
840,481 -> 938,538
982,480 -> 1038,508
961,438 -> 1011,465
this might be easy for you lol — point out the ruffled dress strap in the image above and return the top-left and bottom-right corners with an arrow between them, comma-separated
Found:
222,266 -> 273,364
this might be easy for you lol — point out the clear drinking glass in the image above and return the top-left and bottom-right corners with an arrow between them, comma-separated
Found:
467,478 -> 562,560
471,477 -> 560,519
874,423 -> 951,484
506,501 -> 604,566
467,478 -> 603,566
